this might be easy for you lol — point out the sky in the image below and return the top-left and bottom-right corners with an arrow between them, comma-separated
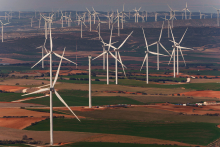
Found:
0,0 -> 220,13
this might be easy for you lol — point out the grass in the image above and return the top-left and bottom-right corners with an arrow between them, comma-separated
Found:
63,142 -> 188,147
23,90 -> 143,106
57,79 -> 114,84
0,66 -> 36,74
0,93 -> 43,102
25,119 -> 220,145
118,79 -> 220,91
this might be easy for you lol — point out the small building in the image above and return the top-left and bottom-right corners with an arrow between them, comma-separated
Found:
186,78 -> 191,83
204,101 -> 217,105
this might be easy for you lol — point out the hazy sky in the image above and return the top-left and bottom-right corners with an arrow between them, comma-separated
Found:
0,0 -> 219,13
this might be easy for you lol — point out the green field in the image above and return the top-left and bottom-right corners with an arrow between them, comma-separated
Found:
25,119 -> 220,145
118,79 -> 220,90
23,90 -> 143,106
0,93 -> 43,102
64,142 -> 188,147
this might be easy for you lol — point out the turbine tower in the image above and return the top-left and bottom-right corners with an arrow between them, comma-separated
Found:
148,22 -> 170,70
213,7 -> 220,26
169,27 -> 193,77
141,28 -> 167,84
23,14 -> 79,145
0,21 -> 9,43
182,2 -> 190,20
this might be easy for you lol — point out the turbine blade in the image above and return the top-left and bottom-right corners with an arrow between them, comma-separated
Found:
159,22 -> 164,41
168,48 -> 175,65
142,28 -> 149,51
140,53 -> 148,71
53,48 -> 65,87
159,42 -> 170,55
92,52 -> 106,60
54,90 -> 80,122
149,51 -> 167,56
53,52 -> 77,65
170,26 -> 176,43
179,48 -> 186,66
148,42 -> 157,47
22,88 -> 50,96
118,52 -> 126,77
108,26 -> 113,51
118,31 -> 133,49
178,46 -> 194,50
31,52 -> 51,69
179,28 -> 188,44
109,51 -> 126,68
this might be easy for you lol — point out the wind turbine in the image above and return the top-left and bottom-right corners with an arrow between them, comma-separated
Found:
182,2 -> 190,20
155,13 -> 158,22
93,26 -> 126,85
105,12 -> 113,29
109,31 -> 133,84
0,21 -> 9,43
36,39 -> 48,68
161,16 -> 170,38
96,16 -> 107,40
114,10 -> 122,36
38,15 -> 41,28
141,28 -> 167,84
167,5 -> 178,28
169,27 -> 193,77
148,22 -> 170,70
23,14 -> 78,145
86,8 -> 92,31
76,15 -> 87,38
60,12 -> 64,28
213,7 -> 220,26
133,7 -> 141,23
30,17 -> 33,27
92,7 -> 99,24
18,11 -> 21,19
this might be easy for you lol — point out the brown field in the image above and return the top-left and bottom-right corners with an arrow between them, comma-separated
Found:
0,126 -> 203,146
0,102 -> 44,107
0,85 -> 26,92
0,108 -> 84,119
178,90 -> 220,99
83,134 -> 205,147
0,79 -> 50,86
0,58 -> 27,64
0,118 -> 46,129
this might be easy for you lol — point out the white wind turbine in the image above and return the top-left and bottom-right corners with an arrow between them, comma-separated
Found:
60,12 -> 64,28
93,26 -> 126,85
100,36 -> 118,70
114,10 -> 122,36
167,5 -> 178,28
92,7 -> 99,24
148,22 -> 170,70
161,16 -> 170,38
182,2 -> 190,20
23,14 -> 79,145
0,21 -> 9,43
108,31 -> 133,84
133,7 -> 141,23
213,7 -> 220,26
86,8 -> 92,31
140,28 -> 167,84
96,16 -> 107,40
30,17 -> 33,27
155,13 -> 158,22
105,12 -> 113,29
76,15 -> 87,38
38,14 -> 41,28
36,39 -> 48,68
169,27 -> 193,77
